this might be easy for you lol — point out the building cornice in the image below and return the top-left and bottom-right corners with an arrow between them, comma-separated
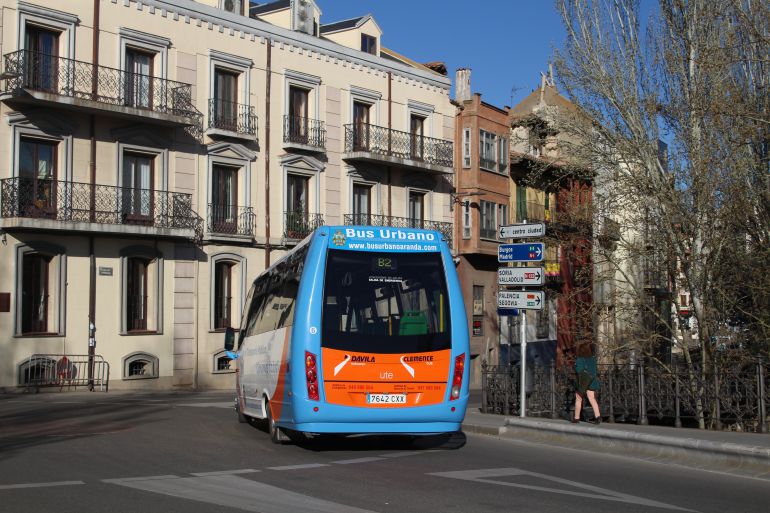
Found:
107,0 -> 450,92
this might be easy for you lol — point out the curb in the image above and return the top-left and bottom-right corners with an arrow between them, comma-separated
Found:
497,417 -> 770,479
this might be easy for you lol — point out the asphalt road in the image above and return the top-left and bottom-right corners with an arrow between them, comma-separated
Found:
1,391 -> 768,513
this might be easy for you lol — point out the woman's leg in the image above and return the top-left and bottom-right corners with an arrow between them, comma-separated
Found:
586,390 -> 601,418
573,392 -> 583,420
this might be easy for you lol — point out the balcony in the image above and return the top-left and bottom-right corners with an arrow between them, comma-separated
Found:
2,50 -> 201,128
206,204 -> 255,240
283,115 -> 326,152
343,123 -> 453,174
511,201 -> 554,224
343,213 -> 452,247
206,99 -> 257,140
0,177 -> 200,239
284,211 -> 324,241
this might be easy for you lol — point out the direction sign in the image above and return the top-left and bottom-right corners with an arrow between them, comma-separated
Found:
499,222 -> 546,239
497,290 -> 544,311
498,266 -> 545,286
498,243 -> 544,262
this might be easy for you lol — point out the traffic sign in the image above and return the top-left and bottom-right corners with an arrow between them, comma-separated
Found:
499,222 -> 546,239
498,266 -> 544,286
497,290 -> 544,310
498,243 -> 544,262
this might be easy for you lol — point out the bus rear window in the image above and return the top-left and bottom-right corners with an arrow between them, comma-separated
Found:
321,250 -> 451,354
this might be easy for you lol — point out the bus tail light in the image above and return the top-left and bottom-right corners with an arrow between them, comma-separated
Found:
450,353 -> 465,401
306,351 -> 319,401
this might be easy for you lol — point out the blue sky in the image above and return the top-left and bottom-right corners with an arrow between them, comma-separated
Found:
316,1 -> 566,108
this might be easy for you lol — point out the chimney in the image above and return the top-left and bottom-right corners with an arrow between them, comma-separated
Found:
455,68 -> 471,103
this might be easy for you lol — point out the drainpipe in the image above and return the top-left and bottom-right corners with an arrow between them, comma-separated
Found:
264,38 -> 272,268
87,0 -> 100,391
387,71 -> 392,217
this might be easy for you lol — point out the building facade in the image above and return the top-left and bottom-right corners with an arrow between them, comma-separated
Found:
0,0 -> 454,390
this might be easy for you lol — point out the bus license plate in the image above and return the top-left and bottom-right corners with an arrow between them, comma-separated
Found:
367,394 -> 407,404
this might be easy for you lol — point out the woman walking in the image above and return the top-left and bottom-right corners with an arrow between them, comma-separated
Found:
572,341 -> 602,424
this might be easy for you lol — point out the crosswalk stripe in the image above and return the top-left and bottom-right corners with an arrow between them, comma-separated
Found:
0,481 -> 84,490
106,474 -> 380,513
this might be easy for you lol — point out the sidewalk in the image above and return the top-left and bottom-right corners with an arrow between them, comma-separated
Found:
461,406 -> 770,480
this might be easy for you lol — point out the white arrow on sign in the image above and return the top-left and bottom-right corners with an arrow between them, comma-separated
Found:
499,222 -> 546,239
497,290 -> 544,311
498,267 -> 544,286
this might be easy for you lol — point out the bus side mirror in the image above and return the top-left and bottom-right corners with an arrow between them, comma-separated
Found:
224,327 -> 235,351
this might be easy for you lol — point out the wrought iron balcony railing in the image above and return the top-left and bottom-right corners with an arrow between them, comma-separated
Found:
207,204 -> 255,237
284,211 -> 324,240
0,177 -> 200,232
344,123 -> 454,168
2,50 -> 201,121
513,201 -> 555,224
343,213 -> 453,246
208,99 -> 257,137
283,115 -> 326,150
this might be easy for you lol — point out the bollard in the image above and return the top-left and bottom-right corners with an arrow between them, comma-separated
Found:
714,362 -> 722,431
675,363 -> 682,428
608,367 -> 615,423
758,358 -> 767,434
639,362 -> 649,425
481,360 -> 488,414
550,361 -> 557,419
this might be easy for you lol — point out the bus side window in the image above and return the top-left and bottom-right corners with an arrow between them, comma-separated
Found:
238,283 -> 256,347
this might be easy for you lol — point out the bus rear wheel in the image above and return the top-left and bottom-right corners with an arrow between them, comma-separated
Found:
266,402 -> 285,444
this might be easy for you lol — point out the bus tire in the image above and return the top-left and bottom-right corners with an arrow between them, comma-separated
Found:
267,402 -> 284,444
235,399 -> 248,424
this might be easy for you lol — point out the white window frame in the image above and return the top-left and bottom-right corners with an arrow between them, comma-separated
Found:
479,200 -> 498,240
116,142 -> 168,191
498,136 -> 508,173
119,246 -> 164,335
209,253 -> 247,332
212,349 -> 236,374
14,242 -> 67,337
118,28 -> 170,81
462,200 -> 472,239
280,154 -> 325,232
349,85 -> 381,125
406,99 -> 434,137
9,113 -> 74,184
17,1 -> 78,60
405,186 -> 432,222
209,49 -> 253,107
462,127 -> 471,168
205,142 -> 257,214
122,352 -> 159,380
284,69 -> 321,122
479,129 -> 498,172
497,203 -> 508,239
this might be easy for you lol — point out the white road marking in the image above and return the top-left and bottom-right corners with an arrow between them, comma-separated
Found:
379,451 -> 422,458
175,402 -> 233,408
429,468 -> 697,512
102,475 -> 179,483
191,469 -> 260,476
331,457 -> 385,465
107,474 -> 380,513
0,480 -> 85,490
265,463 -> 330,470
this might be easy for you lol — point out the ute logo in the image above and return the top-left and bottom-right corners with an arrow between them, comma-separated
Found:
332,230 -> 346,246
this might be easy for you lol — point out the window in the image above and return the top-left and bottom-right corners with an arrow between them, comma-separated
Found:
214,261 -> 233,330
21,253 -> 52,334
125,48 -> 154,108
126,257 -> 149,332
321,251 -> 451,353
410,114 -> 425,160
122,352 -> 159,379
472,286 -> 483,337
408,191 -> 425,228
462,201 -> 472,239
213,68 -> 238,131
19,137 -> 57,217
352,101 -> 371,150
479,130 -> 497,171
211,165 -> 238,232
286,174 -> 310,238
213,350 -> 234,373
497,204 -> 508,237
122,152 -> 154,222
361,34 -> 377,55
24,26 -> 59,92
498,136 -> 508,173
462,128 -> 471,168
121,247 -> 162,335
516,184 -> 528,222
480,200 -> 497,240
352,184 -> 371,224
288,86 -> 310,143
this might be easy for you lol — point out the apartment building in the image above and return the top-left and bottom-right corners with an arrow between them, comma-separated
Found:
452,69 -> 511,384
0,0 -> 454,390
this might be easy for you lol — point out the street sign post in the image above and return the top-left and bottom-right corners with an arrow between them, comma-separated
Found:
499,222 -> 546,239
497,290 -> 544,310
498,243 -> 544,262
498,266 -> 545,286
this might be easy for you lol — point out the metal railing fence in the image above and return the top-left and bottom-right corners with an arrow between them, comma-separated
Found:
0,177 -> 201,233
481,357 -> 769,433
283,115 -> 326,149
18,354 -> 110,392
284,211 -> 324,240
208,99 -> 258,136
343,213 -> 453,247
207,204 -> 255,237
344,123 -> 454,167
